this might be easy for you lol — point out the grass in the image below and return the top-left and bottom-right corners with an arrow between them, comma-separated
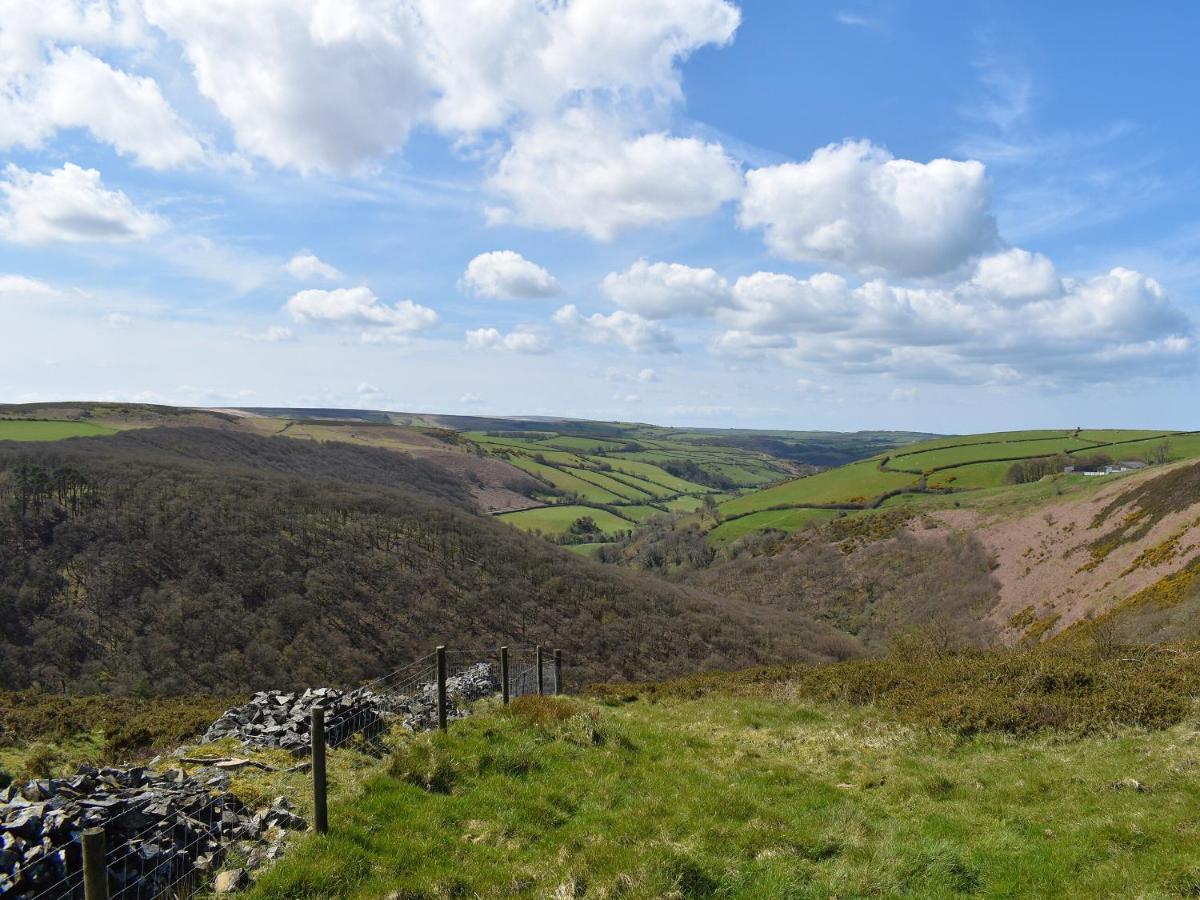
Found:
496,505 -> 634,537
615,504 -> 671,523
709,507 -> 838,541
507,459 -> 627,504
719,460 -> 915,517
246,663 -> 1200,900
0,420 -> 117,441
717,429 -> 1200,538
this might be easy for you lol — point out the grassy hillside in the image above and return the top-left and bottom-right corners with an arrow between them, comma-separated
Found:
718,428 -> 1198,537
245,645 -> 1200,899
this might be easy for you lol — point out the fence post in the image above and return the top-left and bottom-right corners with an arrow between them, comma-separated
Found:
536,645 -> 544,696
554,649 -> 563,696
311,707 -> 328,835
436,645 -> 448,732
82,826 -> 107,900
500,645 -> 510,705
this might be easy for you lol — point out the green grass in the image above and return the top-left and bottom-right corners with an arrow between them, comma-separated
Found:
247,683 -> 1200,900
603,458 -> 710,494
894,437 -> 1096,470
720,460 -> 915,517
613,504 -> 670,523
506,459 -> 626,504
0,420 -> 117,441
495,505 -> 633,537
569,468 -> 656,502
662,495 -> 707,512
709,507 -> 838,541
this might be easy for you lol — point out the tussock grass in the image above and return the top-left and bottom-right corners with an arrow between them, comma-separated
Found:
245,685 -> 1200,899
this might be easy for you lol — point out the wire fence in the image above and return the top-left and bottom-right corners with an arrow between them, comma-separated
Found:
10,644 -> 566,900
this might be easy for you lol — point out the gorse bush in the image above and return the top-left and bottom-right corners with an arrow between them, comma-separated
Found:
588,642 -> 1200,735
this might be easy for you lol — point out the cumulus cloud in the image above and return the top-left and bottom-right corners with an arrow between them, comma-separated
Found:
420,0 -> 740,133
0,163 -> 165,243
0,7 -> 204,170
461,251 -> 559,299
285,252 -> 342,281
138,0 -> 739,174
465,326 -> 552,354
553,303 -> 678,353
486,110 -> 742,240
601,260 -> 730,318
709,252 -> 1193,383
284,286 -> 438,343
740,139 -> 999,278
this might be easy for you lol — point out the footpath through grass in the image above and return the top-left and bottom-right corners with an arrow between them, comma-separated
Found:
247,665 -> 1200,899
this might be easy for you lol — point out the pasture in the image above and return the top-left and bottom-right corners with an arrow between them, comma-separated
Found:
495,505 -> 634,538
0,420 -> 117,441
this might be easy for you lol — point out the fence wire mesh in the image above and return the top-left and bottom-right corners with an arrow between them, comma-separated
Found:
10,645 -> 565,899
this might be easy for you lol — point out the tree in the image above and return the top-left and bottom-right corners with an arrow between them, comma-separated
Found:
569,515 -> 600,536
1145,442 -> 1171,465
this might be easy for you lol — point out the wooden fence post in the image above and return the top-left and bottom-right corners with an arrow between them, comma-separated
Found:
311,707 -> 328,834
436,645 -> 448,732
554,649 -> 563,696
536,645 -> 544,696
500,646 -> 510,705
82,826 -> 108,900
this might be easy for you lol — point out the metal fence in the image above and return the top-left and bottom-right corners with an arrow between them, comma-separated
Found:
15,644 -> 566,900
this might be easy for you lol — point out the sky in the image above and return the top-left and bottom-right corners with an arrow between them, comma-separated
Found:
0,0 -> 1197,433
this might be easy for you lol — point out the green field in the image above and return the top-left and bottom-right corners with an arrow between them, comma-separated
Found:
507,459 -> 627,504
614,504 -> 670,523
893,437 -> 1097,470
718,428 -> 1200,538
720,460 -> 915,517
0,420 -> 118,441
495,505 -> 634,537
709,507 -> 838,541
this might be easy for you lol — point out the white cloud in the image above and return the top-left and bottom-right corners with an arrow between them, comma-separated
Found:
601,259 -> 730,318
553,303 -> 678,353
710,252 -> 1194,383
356,381 -> 384,399
487,109 -> 742,240
638,368 -> 658,382
141,0 -> 433,173
33,48 -> 205,169
284,286 -> 438,343
890,386 -> 919,402
0,163 -> 165,244
965,247 -> 1060,304
465,326 -> 551,354
106,313 -> 133,328
285,252 -> 342,281
460,392 -> 483,406
0,3 -> 203,170
723,271 -> 856,333
0,274 -> 57,298
141,0 -> 739,173
740,139 -> 999,278
235,326 -> 296,343
421,0 -> 739,133
461,251 -> 559,299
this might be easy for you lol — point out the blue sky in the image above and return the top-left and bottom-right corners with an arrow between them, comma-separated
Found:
0,0 -> 1196,432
